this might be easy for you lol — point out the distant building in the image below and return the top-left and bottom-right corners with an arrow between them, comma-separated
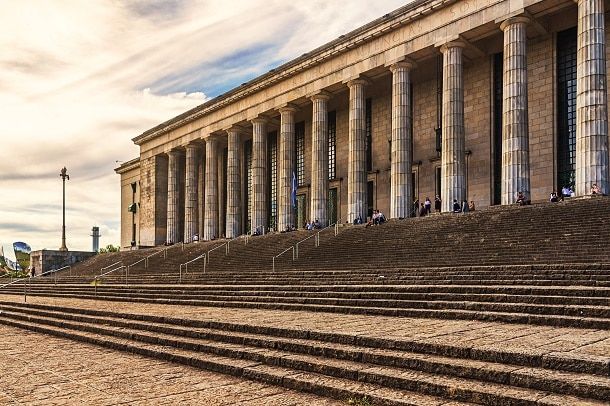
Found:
91,226 -> 101,252
116,0 -> 610,249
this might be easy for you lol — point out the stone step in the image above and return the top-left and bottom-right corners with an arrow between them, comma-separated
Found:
3,289 -> 610,329
16,283 -> 610,298
0,305 -> 607,404
0,315 -> 478,406
5,301 -> 608,378
7,286 -> 610,306
4,285 -> 610,308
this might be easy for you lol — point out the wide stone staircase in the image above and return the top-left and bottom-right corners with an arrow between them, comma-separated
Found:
1,196 -> 609,404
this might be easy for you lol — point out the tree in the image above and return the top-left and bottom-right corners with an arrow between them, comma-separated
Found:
98,244 -> 119,254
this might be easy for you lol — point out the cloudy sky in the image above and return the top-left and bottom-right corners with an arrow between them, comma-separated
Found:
0,0 -> 408,258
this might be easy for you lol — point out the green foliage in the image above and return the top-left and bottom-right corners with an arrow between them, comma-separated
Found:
2,269 -> 29,278
98,244 -> 119,254
346,396 -> 373,406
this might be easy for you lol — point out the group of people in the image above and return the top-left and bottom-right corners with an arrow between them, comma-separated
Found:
549,183 -> 604,203
365,210 -> 387,227
305,219 -> 323,230
414,195 -> 475,216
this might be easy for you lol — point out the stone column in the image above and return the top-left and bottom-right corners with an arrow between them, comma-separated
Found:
440,41 -> 466,212
217,150 -> 225,237
204,137 -> 218,240
500,16 -> 531,205
184,144 -> 200,243
278,105 -> 298,231
166,150 -> 181,244
347,79 -> 368,223
390,61 -> 414,219
310,91 -> 330,225
575,0 -> 609,195
226,127 -> 242,238
197,149 -> 204,237
251,117 -> 268,234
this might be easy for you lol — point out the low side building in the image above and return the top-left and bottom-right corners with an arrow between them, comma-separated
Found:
116,0 -> 610,249
30,250 -> 96,274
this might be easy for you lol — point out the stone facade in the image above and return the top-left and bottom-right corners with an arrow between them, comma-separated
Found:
117,0 -> 610,248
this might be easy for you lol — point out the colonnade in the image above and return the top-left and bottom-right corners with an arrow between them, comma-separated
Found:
162,0 -> 608,243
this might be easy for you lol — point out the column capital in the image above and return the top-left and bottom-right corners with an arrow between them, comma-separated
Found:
439,40 -> 466,53
250,115 -> 270,125
278,103 -> 299,114
308,90 -> 332,102
389,59 -> 416,72
346,77 -> 371,88
204,134 -> 223,144
185,143 -> 201,152
225,124 -> 247,135
167,149 -> 184,157
500,15 -> 530,31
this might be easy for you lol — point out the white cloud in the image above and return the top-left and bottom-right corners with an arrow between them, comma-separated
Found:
0,0 -> 409,252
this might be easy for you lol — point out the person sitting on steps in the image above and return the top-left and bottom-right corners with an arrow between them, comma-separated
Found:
366,210 -> 378,227
434,195 -> 442,213
591,184 -> 601,195
375,210 -> 386,225
516,191 -> 530,206
468,201 -> 476,211
550,191 -> 558,202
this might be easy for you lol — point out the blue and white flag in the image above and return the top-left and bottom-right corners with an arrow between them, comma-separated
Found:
291,171 -> 297,209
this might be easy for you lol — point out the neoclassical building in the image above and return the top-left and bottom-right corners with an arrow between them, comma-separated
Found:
116,0 -> 610,249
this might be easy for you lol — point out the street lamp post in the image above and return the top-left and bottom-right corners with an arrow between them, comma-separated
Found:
59,167 -> 69,252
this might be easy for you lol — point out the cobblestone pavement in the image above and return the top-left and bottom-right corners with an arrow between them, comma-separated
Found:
0,325 -> 342,405
1,293 -> 608,361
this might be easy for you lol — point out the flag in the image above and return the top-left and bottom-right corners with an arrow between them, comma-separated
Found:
291,171 -> 297,209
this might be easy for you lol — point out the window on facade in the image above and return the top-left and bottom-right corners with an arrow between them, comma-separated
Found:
328,111 -> 336,180
295,121 -> 305,186
557,27 -> 577,190
366,98 -> 373,172
492,52 -> 503,205
435,167 -> 441,200
244,140 -> 253,232
367,180 -> 374,219
268,131 -> 278,230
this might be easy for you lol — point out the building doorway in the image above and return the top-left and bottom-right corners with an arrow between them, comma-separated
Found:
296,194 -> 307,229
327,188 -> 338,226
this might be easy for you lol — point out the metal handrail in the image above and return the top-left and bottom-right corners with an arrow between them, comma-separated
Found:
278,219 -> 343,270
272,246 -> 295,272
0,266 -> 73,302
206,242 -> 227,264
144,246 -> 171,267
178,253 -> 206,283
93,265 -> 126,296
100,261 -> 121,274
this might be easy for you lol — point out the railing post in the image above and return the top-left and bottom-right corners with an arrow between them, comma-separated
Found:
203,256 -> 207,274
125,265 -> 129,285
292,246 -> 296,261
226,241 -> 229,255
164,249 -> 167,259
295,243 -> 299,259
145,257 -> 148,269
54,270 -> 57,286
272,257 -> 275,272
95,279 -> 97,297
181,242 -> 184,251
179,264 -> 183,283
23,279 -> 27,303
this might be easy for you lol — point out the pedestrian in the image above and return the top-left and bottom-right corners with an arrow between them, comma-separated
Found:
434,195 -> 441,213
452,199 -> 461,213
424,197 -> 432,215
419,203 -> 427,217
